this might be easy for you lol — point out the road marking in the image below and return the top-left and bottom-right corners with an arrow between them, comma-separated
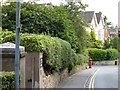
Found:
90,69 -> 99,89
84,68 -> 100,89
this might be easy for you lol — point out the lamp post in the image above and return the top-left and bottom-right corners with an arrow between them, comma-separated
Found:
15,0 -> 20,89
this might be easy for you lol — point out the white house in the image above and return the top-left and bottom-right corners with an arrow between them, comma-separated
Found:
95,12 -> 105,41
81,11 -> 105,41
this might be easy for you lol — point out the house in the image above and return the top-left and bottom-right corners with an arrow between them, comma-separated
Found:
95,12 -> 105,41
81,11 -> 105,41
81,11 -> 98,33
104,26 -> 109,39
107,26 -> 119,38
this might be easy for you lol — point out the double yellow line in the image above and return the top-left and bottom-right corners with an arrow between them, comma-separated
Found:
84,68 -> 100,89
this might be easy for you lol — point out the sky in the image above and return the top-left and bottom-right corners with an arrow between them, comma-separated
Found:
35,0 -> 119,26
82,0 -> 119,26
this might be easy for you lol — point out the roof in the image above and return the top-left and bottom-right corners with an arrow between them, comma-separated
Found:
81,11 -> 94,23
107,29 -> 116,35
95,12 -> 102,24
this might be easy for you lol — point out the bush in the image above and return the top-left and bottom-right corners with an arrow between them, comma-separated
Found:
1,30 -> 89,73
105,49 -> 118,60
1,31 -> 88,73
77,54 -> 89,65
68,52 -> 88,72
0,72 -> 21,89
60,40 -> 72,71
88,48 -> 118,61
0,28 -> 13,43
118,38 -> 120,52
88,48 -> 106,61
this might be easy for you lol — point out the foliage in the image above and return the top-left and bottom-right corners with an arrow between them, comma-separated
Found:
2,2 -> 89,54
110,37 -> 118,49
103,38 -> 112,49
1,31 -> 88,73
118,37 -> 120,52
0,72 -> 21,89
77,54 -> 89,65
103,37 -> 118,49
0,28 -> 13,43
89,30 -> 96,42
88,48 -> 118,61
68,62 -> 76,73
105,49 -> 118,60
2,2 -> 70,35
2,1 -> 89,72
103,16 -> 114,28
68,50 -> 88,72
88,30 -> 103,48
88,48 -> 106,61
63,2 -> 89,53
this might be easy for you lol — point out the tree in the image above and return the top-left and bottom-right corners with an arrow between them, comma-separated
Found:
103,16 -> 114,28
110,37 -> 118,49
63,2 -> 89,53
103,37 -> 118,49
89,30 -> 103,48
2,1 -> 89,53
2,2 -> 70,36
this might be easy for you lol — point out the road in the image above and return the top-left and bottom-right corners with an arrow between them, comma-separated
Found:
58,67 -> 98,88
94,66 -> 118,88
58,66 -> 119,88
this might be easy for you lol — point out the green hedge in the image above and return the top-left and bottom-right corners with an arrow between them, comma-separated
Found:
88,48 -> 118,61
105,49 -> 118,60
68,53 -> 88,72
0,72 -> 21,89
77,54 -> 89,65
1,31 -> 88,73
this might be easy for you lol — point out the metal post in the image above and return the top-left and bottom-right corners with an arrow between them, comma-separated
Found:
0,1 -> 2,90
15,0 -> 20,89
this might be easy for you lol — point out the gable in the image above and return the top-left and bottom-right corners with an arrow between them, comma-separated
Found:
81,11 -> 94,23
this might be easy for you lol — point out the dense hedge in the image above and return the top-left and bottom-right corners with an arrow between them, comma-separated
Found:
1,31 -> 88,73
105,49 -> 118,60
68,53 -> 88,72
0,72 -> 21,89
88,48 -> 118,61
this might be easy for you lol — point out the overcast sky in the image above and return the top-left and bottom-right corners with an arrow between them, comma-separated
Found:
82,0 -> 119,26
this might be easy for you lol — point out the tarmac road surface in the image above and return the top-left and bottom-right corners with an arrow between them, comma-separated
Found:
94,66 -> 118,88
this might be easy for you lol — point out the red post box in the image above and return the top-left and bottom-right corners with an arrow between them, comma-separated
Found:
89,58 -> 92,68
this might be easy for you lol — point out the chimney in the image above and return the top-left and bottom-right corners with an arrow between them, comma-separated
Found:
115,25 -> 118,37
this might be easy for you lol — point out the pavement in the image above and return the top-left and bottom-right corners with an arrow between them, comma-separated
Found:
58,66 -> 99,88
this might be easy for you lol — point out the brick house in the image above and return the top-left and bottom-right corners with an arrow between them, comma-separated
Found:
104,26 -> 109,39
107,26 -> 119,38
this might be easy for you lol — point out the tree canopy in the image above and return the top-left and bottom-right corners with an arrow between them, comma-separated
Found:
2,1 -> 89,53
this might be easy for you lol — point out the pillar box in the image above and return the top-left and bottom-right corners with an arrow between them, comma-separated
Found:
0,42 -> 26,88
89,58 -> 92,68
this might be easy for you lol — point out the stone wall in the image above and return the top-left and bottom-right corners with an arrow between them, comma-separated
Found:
25,52 -> 42,88
93,60 -> 118,65
41,65 -> 87,88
